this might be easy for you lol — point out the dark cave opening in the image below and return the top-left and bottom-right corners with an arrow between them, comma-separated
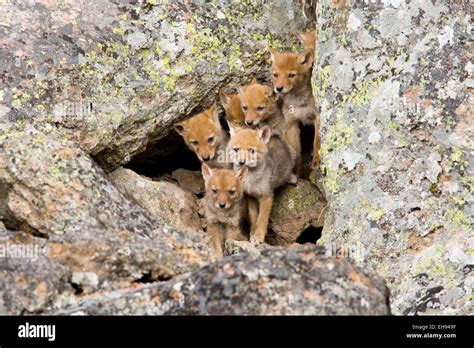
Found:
296,225 -> 323,244
125,131 -> 202,178
126,117 -> 317,180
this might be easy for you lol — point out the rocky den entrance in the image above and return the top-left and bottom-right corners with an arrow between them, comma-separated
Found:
1,0 -> 470,316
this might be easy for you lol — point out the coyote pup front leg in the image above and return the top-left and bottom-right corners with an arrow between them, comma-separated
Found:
250,195 -> 273,245
207,223 -> 224,259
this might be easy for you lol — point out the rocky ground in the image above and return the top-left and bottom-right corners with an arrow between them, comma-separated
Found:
0,1 -> 471,315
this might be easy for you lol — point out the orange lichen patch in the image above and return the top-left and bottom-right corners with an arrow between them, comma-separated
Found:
303,290 -> 318,300
11,233 -> 35,244
170,290 -> 182,302
15,275 -> 28,287
406,229 -> 441,255
257,277 -> 268,289
302,251 -> 315,261
152,295 -> 162,304
420,99 -> 431,109
403,87 -> 422,102
223,264 -> 235,276
46,241 -> 108,274
172,239 -> 215,265
439,172 -> 455,192
56,147 -> 78,160
35,281 -> 48,304
331,0 -> 349,32
348,270 -> 372,288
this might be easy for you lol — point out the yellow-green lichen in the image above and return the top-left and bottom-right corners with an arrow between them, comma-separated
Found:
448,147 -> 468,171
320,108 -> 356,194
272,185 -> 321,216
442,208 -> 471,232
413,245 -> 451,276
313,65 -> 330,106
368,207 -> 385,221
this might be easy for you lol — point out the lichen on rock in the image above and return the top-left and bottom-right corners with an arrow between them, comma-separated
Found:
313,0 -> 472,315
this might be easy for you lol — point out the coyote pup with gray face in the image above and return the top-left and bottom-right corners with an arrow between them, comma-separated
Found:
202,163 -> 248,258
227,124 -> 296,245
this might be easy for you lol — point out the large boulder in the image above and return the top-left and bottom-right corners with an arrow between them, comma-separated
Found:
312,0 -> 472,314
0,1 -> 313,171
0,126 -> 215,314
52,246 -> 391,315
269,179 -> 326,246
109,167 -> 202,232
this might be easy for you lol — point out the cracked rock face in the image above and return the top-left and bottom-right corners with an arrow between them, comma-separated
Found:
313,0 -> 472,315
109,167 -> 203,233
0,126 -> 214,314
0,0 -> 313,172
51,246 -> 391,315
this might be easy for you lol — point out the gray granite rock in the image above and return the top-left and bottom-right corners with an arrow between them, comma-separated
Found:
312,0 -> 473,315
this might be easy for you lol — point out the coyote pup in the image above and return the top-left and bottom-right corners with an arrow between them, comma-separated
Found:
219,91 -> 246,127
202,163 -> 248,258
174,103 -> 228,167
227,124 -> 296,244
238,78 -> 287,139
269,39 -> 320,174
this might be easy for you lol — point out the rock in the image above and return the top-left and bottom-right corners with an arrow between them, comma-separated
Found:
1,1 -> 313,171
0,229 -> 71,314
312,0 -> 472,315
109,167 -> 202,232
269,180 -> 326,246
52,246 -> 391,315
224,240 -> 261,257
0,127 -> 215,313
170,168 -> 205,196
71,272 -> 100,294
224,239 -> 315,257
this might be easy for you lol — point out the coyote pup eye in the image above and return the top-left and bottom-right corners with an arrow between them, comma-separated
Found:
242,105 -> 248,112
233,148 -> 239,152
257,106 -> 264,112
190,140 -> 198,146
288,73 -> 296,78
211,188 -> 218,194
228,189 -> 236,196
208,136 -> 215,144
273,73 -> 278,78
250,149 -> 256,155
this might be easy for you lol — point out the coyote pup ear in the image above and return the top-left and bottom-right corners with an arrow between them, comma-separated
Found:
219,92 -> 231,110
250,77 -> 258,85
173,121 -> 187,136
201,163 -> 213,182
299,49 -> 314,67
227,120 -> 242,138
268,47 -> 278,62
237,85 -> 245,99
265,86 -> 276,100
258,125 -> 272,144
208,103 -> 219,124
236,165 -> 248,181
298,31 -> 316,51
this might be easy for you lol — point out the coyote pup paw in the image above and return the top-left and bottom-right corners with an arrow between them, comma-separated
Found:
249,235 -> 264,246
